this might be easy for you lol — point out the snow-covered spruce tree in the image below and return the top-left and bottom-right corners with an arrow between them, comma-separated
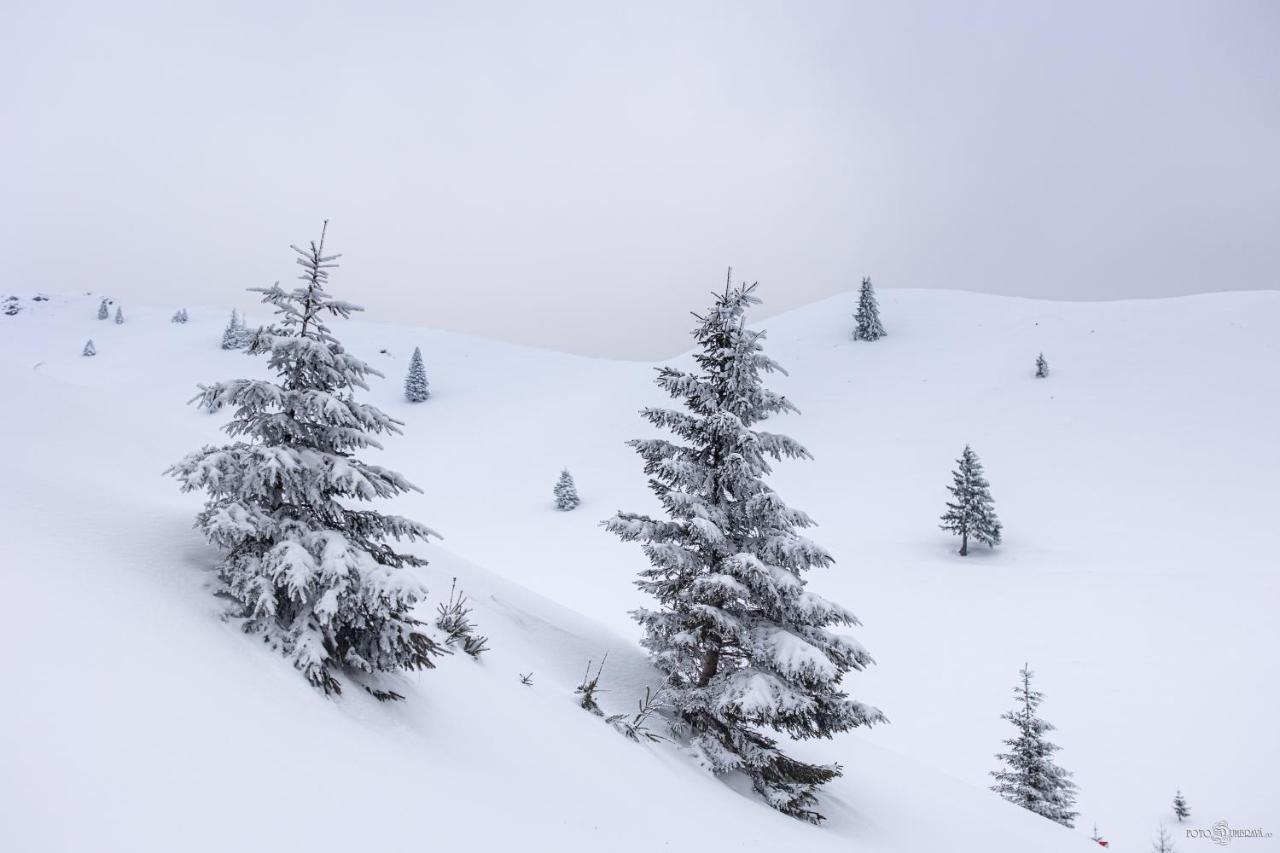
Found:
1173,789 -> 1190,822
221,310 -> 246,350
172,308 -> 189,323
853,276 -> 885,341
97,298 -> 110,320
167,223 -> 447,699
114,306 -> 125,325
605,276 -> 884,823
403,346 -> 430,402
82,339 -> 96,357
939,445 -> 1002,556
1152,824 -> 1176,853
990,664 -> 1078,827
554,469 -> 580,511
1035,353 -> 1049,378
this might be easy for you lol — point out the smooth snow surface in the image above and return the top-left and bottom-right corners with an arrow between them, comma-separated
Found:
2,289 -> 1276,852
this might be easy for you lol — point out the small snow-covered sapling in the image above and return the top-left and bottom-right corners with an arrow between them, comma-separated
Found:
853,276 -> 886,341
404,346 -> 430,402
575,654 -> 608,716
553,469 -> 580,510
1035,353 -> 1049,378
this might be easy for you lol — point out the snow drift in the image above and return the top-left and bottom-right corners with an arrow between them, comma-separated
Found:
1,287 -> 1276,852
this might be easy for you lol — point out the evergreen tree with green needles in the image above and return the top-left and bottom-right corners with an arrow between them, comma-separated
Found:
606,273 -> 884,822
940,445 -> 1002,556
168,223 -> 450,699
404,346 -> 430,402
1035,353 -> 1049,378
1173,789 -> 1190,822
553,469 -> 580,510
853,276 -> 885,341
991,664 -> 1078,827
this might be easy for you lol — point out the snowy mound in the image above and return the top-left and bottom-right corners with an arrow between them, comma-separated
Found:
2,288 -> 1276,852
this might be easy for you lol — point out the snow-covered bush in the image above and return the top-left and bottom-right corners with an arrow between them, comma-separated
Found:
605,274 -> 884,823
114,306 -> 125,325
82,339 -> 96,357
172,308 -> 189,323
97,298 -> 110,320
168,223 -> 449,699
1035,353 -> 1049,378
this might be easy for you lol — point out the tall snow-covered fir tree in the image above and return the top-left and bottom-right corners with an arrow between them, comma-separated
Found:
114,306 -> 125,325
990,664 -> 1078,827
939,445 -> 1002,556
82,339 -> 96,357
1173,789 -> 1190,822
1035,353 -> 1049,378
553,469 -> 580,510
605,275 -> 884,823
404,346 -> 430,402
168,223 -> 447,699
221,310 -> 247,350
97,298 -> 110,320
853,276 -> 885,341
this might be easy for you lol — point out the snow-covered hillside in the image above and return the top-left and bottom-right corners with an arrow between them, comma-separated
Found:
2,288 -> 1276,852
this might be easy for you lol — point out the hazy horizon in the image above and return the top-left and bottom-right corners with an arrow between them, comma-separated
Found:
4,1 -> 1277,358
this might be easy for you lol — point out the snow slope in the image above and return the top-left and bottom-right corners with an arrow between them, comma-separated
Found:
1,288 -> 1276,852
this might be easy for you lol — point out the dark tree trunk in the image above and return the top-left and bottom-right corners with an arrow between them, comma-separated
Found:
697,640 -> 722,687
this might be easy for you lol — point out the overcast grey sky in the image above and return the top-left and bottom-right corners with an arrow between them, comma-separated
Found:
3,1 -> 1277,357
